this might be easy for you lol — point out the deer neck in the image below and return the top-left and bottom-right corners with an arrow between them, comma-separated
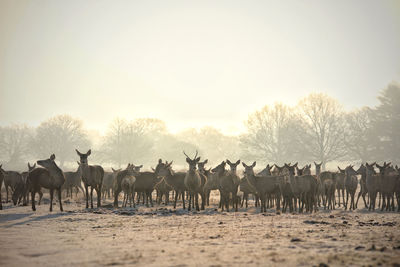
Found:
48,163 -> 65,184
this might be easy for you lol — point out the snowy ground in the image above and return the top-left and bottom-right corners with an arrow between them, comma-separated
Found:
0,195 -> 399,267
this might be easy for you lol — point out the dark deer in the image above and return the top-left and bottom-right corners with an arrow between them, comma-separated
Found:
335,167 -> 346,207
0,165 -> 3,210
13,163 -> 41,206
0,165 -> 23,203
155,160 -> 187,209
242,161 -> 281,213
376,163 -> 397,211
183,151 -> 204,211
102,168 -> 120,199
365,162 -> 379,211
218,159 -> 241,212
343,165 -> 358,210
76,149 -> 104,209
29,154 -> 65,211
355,164 -> 369,209
119,164 -> 138,208
63,162 -> 85,198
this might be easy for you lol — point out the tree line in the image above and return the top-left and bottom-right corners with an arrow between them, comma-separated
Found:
1,82 -> 399,170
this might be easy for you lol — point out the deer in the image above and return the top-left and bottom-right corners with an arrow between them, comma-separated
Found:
0,165 -> 23,203
0,165 -> 3,210
217,159 -> 241,212
296,164 -> 311,176
154,172 -> 173,205
133,164 -> 159,207
13,163 -> 41,206
355,164 -> 369,209
335,167 -> 346,207
154,160 -> 187,209
119,164 -> 138,208
319,170 -> 336,210
63,162 -> 85,199
314,161 -> 323,206
28,154 -> 65,212
365,162 -> 380,211
183,150 -> 205,211
242,161 -> 281,213
343,165 -> 358,210
76,149 -> 104,209
102,168 -> 120,200
376,162 -> 397,211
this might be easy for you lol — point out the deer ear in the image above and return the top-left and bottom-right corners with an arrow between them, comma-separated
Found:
137,165 -> 143,168
226,159 -> 231,165
252,161 -> 256,167
186,158 -> 191,164
151,167 -> 156,172
76,149 -> 82,156
204,159 -> 208,164
28,163 -> 31,168
50,154 -> 56,161
236,160 -> 241,165
87,149 -> 91,156
167,161 -> 173,167
77,161 -> 81,165
196,157 -> 201,162
33,163 -> 36,168
242,162 -> 247,168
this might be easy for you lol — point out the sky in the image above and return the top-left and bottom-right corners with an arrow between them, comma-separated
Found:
1,0 -> 399,135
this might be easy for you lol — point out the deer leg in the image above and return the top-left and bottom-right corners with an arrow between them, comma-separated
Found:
182,192 -> 185,210
49,189 -> 54,212
90,187 -> 94,209
58,188 -> 63,212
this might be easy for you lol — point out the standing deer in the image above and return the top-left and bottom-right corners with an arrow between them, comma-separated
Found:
13,163 -> 40,206
155,160 -> 187,209
365,162 -> 379,211
344,165 -> 358,210
29,154 -> 65,212
336,167 -> 346,207
355,164 -> 369,209
0,165 -> 23,203
0,165 -> 3,210
119,164 -> 138,208
76,149 -> 104,209
183,151 -> 204,211
242,161 -> 281,213
218,159 -> 241,212
63,162 -> 85,198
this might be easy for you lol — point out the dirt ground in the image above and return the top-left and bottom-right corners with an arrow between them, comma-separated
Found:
1,195 -> 400,267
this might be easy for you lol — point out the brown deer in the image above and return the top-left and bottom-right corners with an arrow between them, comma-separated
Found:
0,165 -> 3,210
376,163 -> 397,211
365,162 -> 379,211
183,151 -> 204,211
242,161 -> 281,213
218,159 -> 241,212
76,149 -> 104,209
13,163 -> 41,206
355,164 -> 369,209
335,167 -> 346,207
63,162 -> 85,198
0,166 -> 23,203
29,154 -> 65,212
120,164 -> 138,208
102,168 -> 120,200
343,165 -> 358,210
154,160 -> 187,209
319,171 -> 336,210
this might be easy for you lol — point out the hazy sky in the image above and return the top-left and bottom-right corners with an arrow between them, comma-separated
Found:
1,0 -> 399,134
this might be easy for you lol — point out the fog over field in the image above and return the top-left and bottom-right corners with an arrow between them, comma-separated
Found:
0,2 -> 400,266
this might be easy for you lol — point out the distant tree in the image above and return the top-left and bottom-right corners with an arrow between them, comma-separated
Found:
100,118 -> 167,167
30,115 -> 91,167
370,82 -> 400,163
239,103 -> 302,164
0,124 -> 32,169
343,107 -> 376,163
177,126 -> 239,165
297,93 -> 346,169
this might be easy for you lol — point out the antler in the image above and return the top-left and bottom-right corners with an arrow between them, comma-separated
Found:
183,151 -> 190,159
194,150 -> 198,159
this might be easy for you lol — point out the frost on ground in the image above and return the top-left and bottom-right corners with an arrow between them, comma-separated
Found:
0,198 -> 399,267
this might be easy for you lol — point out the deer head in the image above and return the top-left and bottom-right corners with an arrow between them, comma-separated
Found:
76,149 -> 91,165
226,159 -> 240,173
242,161 -> 256,177
183,150 -> 200,171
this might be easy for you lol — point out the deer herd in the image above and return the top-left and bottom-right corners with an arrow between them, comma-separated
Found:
0,149 -> 399,214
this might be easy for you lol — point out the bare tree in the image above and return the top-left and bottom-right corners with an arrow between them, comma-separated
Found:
370,82 -> 400,164
0,124 -> 32,169
239,103 -> 301,164
30,115 -> 91,167
297,93 -> 346,169
100,118 -> 167,167
344,107 -> 376,162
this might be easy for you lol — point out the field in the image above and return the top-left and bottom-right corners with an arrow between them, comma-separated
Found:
1,194 -> 400,267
